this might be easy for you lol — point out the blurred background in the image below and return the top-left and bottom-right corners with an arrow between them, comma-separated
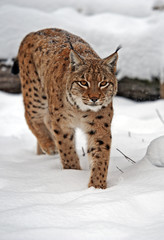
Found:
0,0 -> 164,101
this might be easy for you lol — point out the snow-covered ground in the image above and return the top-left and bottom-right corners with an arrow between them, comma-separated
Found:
1,1 -> 164,239
0,91 -> 164,240
0,0 -> 164,80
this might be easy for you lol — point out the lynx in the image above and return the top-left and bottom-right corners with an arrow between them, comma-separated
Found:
12,28 -> 120,189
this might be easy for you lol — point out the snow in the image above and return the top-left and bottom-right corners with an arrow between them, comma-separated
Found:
0,0 -> 164,80
145,136 -> 164,167
0,91 -> 164,240
1,1 -> 164,239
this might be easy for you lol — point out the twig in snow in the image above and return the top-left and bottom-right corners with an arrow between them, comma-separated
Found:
116,166 -> 124,173
116,148 -> 136,164
156,109 -> 164,124
82,147 -> 85,157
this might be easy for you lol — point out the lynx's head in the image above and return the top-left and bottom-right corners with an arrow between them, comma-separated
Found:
66,48 -> 120,112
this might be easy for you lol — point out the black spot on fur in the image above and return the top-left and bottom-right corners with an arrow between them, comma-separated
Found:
70,135 -> 74,141
87,147 -> 95,153
105,144 -> 110,150
88,130 -> 96,135
32,105 -> 39,108
34,99 -> 41,103
33,87 -> 38,92
97,140 -> 104,145
63,134 -> 68,139
34,93 -> 38,97
83,115 -> 88,118
58,141 -> 62,145
54,129 -> 59,134
42,96 -> 47,100
96,115 -> 104,119
104,123 -> 109,128
88,122 -> 95,126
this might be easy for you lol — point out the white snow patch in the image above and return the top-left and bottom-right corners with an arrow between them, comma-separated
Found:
0,92 -> 164,239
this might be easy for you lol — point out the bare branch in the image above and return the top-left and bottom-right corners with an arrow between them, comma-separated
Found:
156,108 -> 164,124
82,147 -> 85,157
116,166 -> 124,173
116,148 -> 136,164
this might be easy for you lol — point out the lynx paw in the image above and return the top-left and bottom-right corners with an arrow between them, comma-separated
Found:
88,180 -> 107,189
39,140 -> 58,155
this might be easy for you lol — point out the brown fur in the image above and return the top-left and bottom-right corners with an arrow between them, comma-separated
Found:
17,28 -> 119,189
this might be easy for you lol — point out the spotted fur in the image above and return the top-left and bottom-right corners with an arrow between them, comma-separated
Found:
17,28 -> 119,189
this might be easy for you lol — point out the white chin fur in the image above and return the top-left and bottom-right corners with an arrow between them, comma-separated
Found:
74,97 -> 102,112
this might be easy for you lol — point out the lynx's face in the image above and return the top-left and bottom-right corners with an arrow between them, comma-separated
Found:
67,50 -> 118,112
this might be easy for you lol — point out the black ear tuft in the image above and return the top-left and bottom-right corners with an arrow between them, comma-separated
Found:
11,58 -> 19,75
115,45 -> 122,53
103,46 -> 122,74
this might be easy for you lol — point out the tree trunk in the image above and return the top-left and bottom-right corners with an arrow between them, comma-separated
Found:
0,61 -> 21,94
160,83 -> 164,99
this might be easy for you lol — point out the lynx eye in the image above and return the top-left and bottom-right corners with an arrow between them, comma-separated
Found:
78,80 -> 89,88
99,81 -> 109,88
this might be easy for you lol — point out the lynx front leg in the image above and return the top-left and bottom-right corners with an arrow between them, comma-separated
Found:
87,129 -> 112,189
52,125 -> 81,170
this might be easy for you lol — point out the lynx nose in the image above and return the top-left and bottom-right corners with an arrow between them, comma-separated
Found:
90,97 -> 98,103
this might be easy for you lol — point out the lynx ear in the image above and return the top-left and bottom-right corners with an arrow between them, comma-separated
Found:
103,46 -> 121,74
69,50 -> 84,71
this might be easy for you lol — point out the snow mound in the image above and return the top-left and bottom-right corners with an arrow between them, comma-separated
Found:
145,136 -> 164,167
